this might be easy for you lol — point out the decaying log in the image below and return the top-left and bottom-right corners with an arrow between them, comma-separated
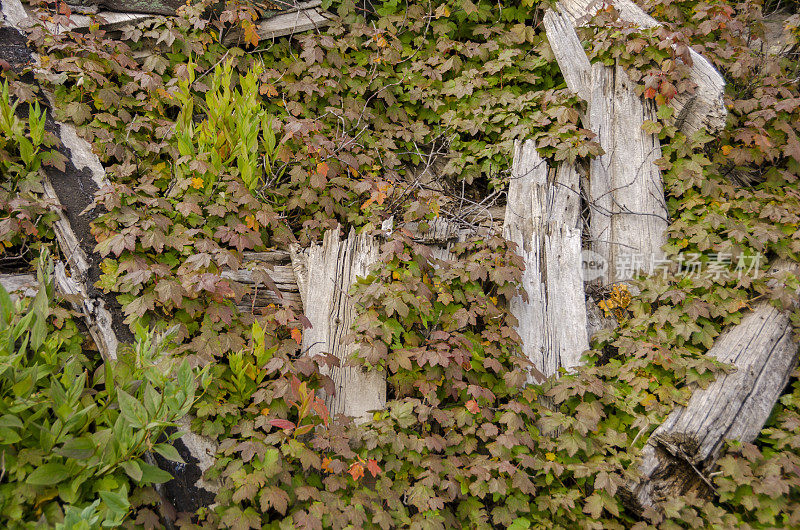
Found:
544,9 -> 669,285
224,251 -> 302,311
503,140 -> 589,381
16,0 -> 329,43
547,0 -> 727,136
236,0 -> 330,42
626,262 -> 800,512
0,273 -> 38,300
585,62 -> 669,284
297,229 -> 386,421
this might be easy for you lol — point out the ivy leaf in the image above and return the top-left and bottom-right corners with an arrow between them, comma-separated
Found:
259,486 -> 289,515
366,459 -> 382,477
583,493 -> 604,519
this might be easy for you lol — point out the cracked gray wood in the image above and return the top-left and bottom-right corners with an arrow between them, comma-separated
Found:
626,262 -> 800,512
298,229 -> 386,421
503,140 -> 589,380
545,9 -> 669,284
546,0 -> 727,136
586,62 -> 669,284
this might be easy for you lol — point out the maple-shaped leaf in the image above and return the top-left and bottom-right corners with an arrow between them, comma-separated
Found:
348,462 -> 364,481
366,459 -> 382,477
465,399 -> 480,414
259,486 -> 289,515
583,493 -> 605,519
220,506 -> 261,530
290,327 -> 302,345
232,480 -> 260,503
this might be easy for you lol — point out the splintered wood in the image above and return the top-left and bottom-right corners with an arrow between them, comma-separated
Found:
548,0 -> 727,136
296,230 -> 387,421
544,9 -> 669,284
627,263 -> 800,511
503,141 -> 588,381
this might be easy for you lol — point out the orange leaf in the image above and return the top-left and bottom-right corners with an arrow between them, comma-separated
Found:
316,161 -> 329,177
366,459 -> 382,477
243,21 -> 259,47
260,83 -> 278,97
466,399 -> 480,414
348,462 -> 364,481
290,328 -> 302,345
321,457 -> 332,473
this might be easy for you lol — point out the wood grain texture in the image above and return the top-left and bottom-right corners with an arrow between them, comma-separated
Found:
627,263 -> 800,512
550,0 -> 726,135
586,63 -> 669,284
503,140 -> 589,380
299,229 -> 386,421
0,273 -> 37,300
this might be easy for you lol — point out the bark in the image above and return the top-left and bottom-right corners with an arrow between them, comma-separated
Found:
295,229 -> 387,422
547,0 -> 727,136
503,140 -> 589,381
626,262 -> 800,512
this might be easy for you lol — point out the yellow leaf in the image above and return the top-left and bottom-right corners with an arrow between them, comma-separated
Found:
545,452 -> 556,461
191,177 -> 204,189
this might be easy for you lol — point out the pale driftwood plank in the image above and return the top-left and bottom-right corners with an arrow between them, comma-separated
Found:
627,262 -> 799,512
503,140 -> 589,381
586,63 -> 669,284
299,229 -> 386,421
550,0 -> 726,136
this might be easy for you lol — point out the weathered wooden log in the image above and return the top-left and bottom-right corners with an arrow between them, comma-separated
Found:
295,229 -> 386,421
547,0 -> 727,136
17,0 -> 329,43
544,9 -> 669,285
503,140 -> 589,381
0,272 -> 37,300
626,262 -> 800,512
585,62 -> 669,284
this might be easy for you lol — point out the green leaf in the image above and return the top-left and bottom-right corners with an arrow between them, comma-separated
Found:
120,460 -> 143,482
138,461 -> 173,484
117,389 -> 147,429
55,437 -> 96,460
99,490 -> 130,515
27,462 -> 70,485
153,443 -> 185,463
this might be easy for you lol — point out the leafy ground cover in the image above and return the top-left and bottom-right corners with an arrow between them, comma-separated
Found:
1,0 -> 800,527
